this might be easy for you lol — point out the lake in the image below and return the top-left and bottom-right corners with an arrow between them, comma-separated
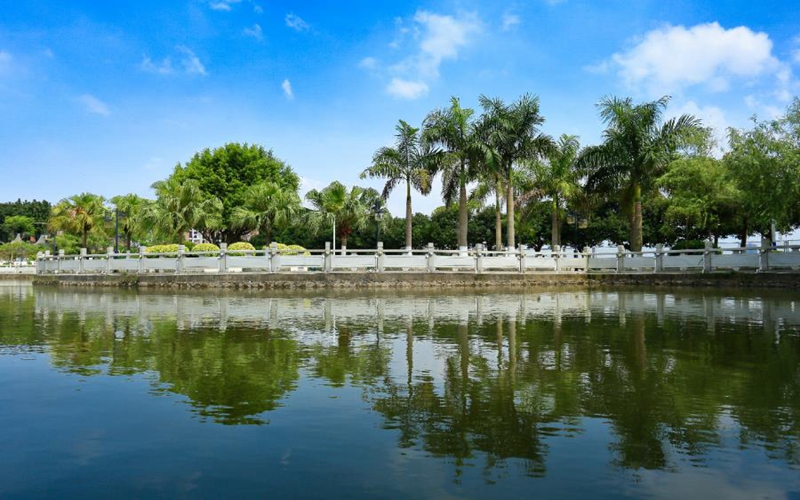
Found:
1,282 -> 798,499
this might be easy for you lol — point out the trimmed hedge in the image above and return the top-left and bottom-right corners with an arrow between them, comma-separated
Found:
145,244 -> 180,254
193,243 -> 220,253
228,241 -> 256,256
275,243 -> 310,256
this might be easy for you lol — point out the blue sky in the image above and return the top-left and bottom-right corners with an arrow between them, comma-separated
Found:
1,0 -> 798,216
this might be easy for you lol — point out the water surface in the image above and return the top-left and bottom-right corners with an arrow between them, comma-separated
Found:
1,283 -> 799,499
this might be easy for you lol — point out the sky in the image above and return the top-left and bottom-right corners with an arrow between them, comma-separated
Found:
1,0 -> 798,217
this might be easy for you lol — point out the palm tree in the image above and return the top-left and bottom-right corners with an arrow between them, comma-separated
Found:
478,94 -> 552,249
470,170 -> 505,250
231,182 -> 301,244
305,181 -> 378,249
110,194 -> 149,251
361,120 -> 433,249
525,134 -> 581,248
48,193 -> 107,249
145,177 -> 223,243
423,97 -> 482,250
579,96 -> 701,251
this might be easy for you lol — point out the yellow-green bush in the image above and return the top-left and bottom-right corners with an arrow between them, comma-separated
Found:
275,243 -> 310,256
145,244 -> 180,255
193,243 -> 220,253
228,241 -> 256,256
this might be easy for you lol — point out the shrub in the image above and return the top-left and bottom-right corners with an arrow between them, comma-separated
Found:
145,244 -> 180,255
275,243 -> 310,256
181,240 -> 196,251
193,243 -> 220,253
228,241 -> 256,256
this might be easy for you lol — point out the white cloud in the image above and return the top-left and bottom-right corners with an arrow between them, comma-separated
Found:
359,57 -> 378,70
502,14 -> 520,31
608,23 -> 780,95
380,10 -> 480,99
285,13 -> 309,32
253,4 -> 263,14
670,100 -> 729,156
282,79 -> 294,99
177,46 -> 207,75
387,78 -> 429,100
243,24 -> 263,40
140,55 -> 173,74
793,49 -> 800,64
76,94 -> 110,116
208,0 -> 241,11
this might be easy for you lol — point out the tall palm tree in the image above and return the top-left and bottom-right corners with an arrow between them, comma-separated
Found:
305,181 -> 377,249
145,177 -> 223,243
579,96 -> 701,251
525,134 -> 581,247
470,171 -> 505,250
48,193 -> 107,249
231,182 -> 301,244
361,120 -> 433,249
110,193 -> 149,251
478,94 -> 552,249
423,97 -> 482,250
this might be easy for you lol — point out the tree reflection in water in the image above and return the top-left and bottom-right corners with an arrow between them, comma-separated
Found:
2,286 -> 798,477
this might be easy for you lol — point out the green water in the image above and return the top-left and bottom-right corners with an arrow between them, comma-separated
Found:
1,282 -> 798,499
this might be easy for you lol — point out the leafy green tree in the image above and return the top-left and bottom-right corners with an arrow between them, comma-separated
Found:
109,194 -> 150,251
305,182 -> 380,249
724,100 -> 800,242
1,215 -> 35,241
658,157 -> 740,246
580,96 -> 701,251
0,241 -> 43,261
526,134 -> 582,247
170,143 -> 300,242
478,94 -> 552,249
0,199 -> 52,241
145,178 -> 223,243
361,120 -> 433,249
423,97 -> 482,249
231,181 -> 302,244
48,193 -> 108,249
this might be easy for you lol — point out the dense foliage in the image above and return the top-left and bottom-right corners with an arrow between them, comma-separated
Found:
12,95 -> 798,254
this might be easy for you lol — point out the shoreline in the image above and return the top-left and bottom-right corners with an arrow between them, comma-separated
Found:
31,271 -> 800,290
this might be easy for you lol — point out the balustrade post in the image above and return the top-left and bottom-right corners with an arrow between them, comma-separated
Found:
703,240 -> 713,273
582,247 -> 591,272
35,252 -> 43,274
79,248 -> 87,274
426,243 -> 435,273
759,238 -> 770,272
177,245 -> 185,275
58,249 -> 65,274
270,242 -> 279,273
553,245 -> 561,273
476,244 -> 484,274
324,242 -> 331,273
655,244 -> 664,273
376,242 -> 385,273
139,246 -> 146,274
219,243 -> 228,274
616,245 -> 625,273
106,246 -> 114,274
518,244 -> 526,274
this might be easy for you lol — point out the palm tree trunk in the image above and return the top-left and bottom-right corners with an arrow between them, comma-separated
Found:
458,164 -> 468,249
405,180 -> 413,249
494,177 -> 502,251
506,173 -> 515,250
551,196 -> 560,247
341,235 -> 348,249
631,183 -> 643,252
82,230 -> 88,249
265,226 -> 272,245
